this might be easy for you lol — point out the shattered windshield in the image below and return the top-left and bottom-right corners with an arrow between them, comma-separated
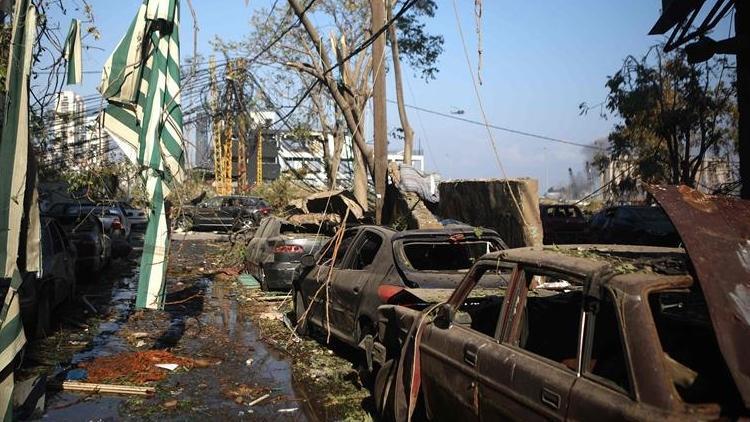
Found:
398,240 -> 500,271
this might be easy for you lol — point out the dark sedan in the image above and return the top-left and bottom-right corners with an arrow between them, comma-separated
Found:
292,225 -> 507,352
43,207 -> 112,275
589,205 -> 680,246
15,218 -> 77,338
174,195 -> 271,232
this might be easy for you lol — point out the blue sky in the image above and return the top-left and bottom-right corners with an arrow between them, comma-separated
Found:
50,0 -> 728,189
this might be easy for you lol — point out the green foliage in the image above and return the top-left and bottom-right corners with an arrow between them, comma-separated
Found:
592,46 -> 737,193
394,0 -> 444,80
250,173 -> 311,210
60,163 -> 129,201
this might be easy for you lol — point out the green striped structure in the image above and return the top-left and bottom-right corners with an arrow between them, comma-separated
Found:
0,0 -> 40,419
100,0 -> 184,310
63,19 -> 82,85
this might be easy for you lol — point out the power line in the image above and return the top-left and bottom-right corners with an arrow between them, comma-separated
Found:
390,100 -> 603,151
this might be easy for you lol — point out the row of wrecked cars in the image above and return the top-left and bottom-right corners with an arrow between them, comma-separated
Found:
244,185 -> 750,421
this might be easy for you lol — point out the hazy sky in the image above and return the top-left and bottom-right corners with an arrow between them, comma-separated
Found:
49,0 -> 732,189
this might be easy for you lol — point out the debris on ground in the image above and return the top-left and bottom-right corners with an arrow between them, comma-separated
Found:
79,350 -> 194,384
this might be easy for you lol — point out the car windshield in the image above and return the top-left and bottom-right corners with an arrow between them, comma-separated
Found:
398,239 -> 500,271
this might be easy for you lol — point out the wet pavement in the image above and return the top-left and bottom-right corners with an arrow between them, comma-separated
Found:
22,232 -> 320,421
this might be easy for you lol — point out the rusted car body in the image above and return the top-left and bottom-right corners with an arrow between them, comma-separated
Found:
293,225 -> 507,352
374,186 -> 750,421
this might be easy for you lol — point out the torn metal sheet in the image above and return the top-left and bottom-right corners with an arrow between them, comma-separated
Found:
296,189 -> 365,221
649,184 -> 750,407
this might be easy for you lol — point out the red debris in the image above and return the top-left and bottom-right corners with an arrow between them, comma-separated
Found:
80,350 -> 194,384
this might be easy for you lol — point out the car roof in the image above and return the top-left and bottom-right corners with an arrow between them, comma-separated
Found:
391,226 -> 501,241
478,244 -> 688,288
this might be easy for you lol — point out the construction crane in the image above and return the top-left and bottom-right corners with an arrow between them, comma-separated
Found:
209,57 -> 231,195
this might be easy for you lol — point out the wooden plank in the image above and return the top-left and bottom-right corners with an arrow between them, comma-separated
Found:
51,381 -> 155,396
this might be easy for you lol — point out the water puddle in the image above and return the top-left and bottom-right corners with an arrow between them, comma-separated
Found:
42,256 -> 311,420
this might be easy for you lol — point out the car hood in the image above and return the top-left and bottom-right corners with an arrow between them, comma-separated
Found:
649,185 -> 750,407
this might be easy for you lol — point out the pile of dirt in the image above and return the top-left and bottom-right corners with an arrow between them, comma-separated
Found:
80,350 -> 194,384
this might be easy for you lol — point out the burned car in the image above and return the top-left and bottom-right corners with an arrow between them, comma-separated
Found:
374,186 -> 750,421
540,204 -> 588,244
245,215 -> 335,291
293,225 -> 507,352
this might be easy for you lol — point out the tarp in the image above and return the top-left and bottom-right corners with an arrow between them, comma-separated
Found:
63,19 -> 82,85
100,0 -> 184,309
393,164 -> 439,203
0,0 -> 40,419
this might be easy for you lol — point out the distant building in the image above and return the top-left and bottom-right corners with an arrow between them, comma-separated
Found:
52,91 -> 86,167
388,149 -> 425,172
599,156 -> 737,202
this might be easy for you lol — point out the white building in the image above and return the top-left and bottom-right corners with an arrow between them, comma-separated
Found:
52,91 -> 86,167
388,149 -> 425,172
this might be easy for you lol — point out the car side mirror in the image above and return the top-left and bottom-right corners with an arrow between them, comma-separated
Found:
300,254 -> 316,268
434,303 -> 455,329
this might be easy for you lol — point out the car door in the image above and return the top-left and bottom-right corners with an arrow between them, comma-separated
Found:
195,197 -> 222,226
328,229 -> 385,343
479,265 -> 583,422
566,287 -> 641,421
247,218 -> 270,269
302,228 -> 359,330
414,262 -> 513,421
46,221 -> 69,307
223,196 -> 248,226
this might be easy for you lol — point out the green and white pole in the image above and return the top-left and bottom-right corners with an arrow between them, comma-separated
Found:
101,0 -> 184,310
0,0 -> 40,419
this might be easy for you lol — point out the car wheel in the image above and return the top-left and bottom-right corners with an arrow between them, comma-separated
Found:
374,359 -> 397,419
234,217 -> 255,232
294,291 -> 309,337
35,291 -> 51,339
175,215 -> 193,232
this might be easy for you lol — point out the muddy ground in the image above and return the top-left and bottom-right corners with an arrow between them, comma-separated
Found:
18,231 -> 375,421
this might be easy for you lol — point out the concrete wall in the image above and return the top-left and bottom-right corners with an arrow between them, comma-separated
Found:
438,178 -> 543,248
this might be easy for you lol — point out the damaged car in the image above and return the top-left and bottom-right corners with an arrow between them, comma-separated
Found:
245,214 -> 336,291
292,225 -> 507,358
373,185 -> 750,421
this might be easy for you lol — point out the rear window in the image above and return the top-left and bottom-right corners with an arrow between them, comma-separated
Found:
648,288 -> 743,409
399,240 -> 500,271
544,206 -> 582,219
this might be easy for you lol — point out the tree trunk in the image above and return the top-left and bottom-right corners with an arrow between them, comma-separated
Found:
386,0 -> 414,166
353,136 -> 368,210
287,0 -> 376,177
329,120 -> 345,189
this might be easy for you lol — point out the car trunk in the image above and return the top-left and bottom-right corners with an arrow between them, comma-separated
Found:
650,185 -> 750,408
272,233 -> 328,263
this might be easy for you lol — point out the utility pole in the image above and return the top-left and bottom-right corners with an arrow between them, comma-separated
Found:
737,1 -> 749,199
371,0 -> 388,224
